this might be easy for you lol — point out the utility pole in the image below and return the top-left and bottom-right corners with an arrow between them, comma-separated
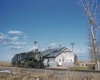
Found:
70,42 -> 75,51
59,44 -> 61,48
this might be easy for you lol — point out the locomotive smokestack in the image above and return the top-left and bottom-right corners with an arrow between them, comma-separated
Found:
35,49 -> 38,52
48,47 -> 50,50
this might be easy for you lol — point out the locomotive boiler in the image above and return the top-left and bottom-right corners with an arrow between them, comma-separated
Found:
11,49 -> 44,68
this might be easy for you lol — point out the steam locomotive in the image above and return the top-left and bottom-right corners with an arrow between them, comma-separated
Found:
11,49 -> 44,68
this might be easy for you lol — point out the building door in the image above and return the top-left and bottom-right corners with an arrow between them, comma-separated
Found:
58,59 -> 62,66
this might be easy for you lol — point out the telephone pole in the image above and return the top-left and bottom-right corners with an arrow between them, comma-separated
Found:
70,42 -> 75,51
59,44 -> 61,48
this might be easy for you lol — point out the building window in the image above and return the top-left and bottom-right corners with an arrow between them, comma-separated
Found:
62,57 -> 64,62
62,59 -> 64,62
53,59 -> 55,62
18,56 -> 20,60
59,59 -> 61,62
70,59 -> 72,62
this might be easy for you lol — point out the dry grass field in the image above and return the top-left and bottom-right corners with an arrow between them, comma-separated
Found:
0,72 -> 37,80
0,63 -> 100,80
0,61 -> 11,67
0,71 -> 100,80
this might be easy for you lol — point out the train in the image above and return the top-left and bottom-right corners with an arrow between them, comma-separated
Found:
11,49 -> 44,68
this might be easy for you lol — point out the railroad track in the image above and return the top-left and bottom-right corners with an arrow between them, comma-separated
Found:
0,66 -> 100,80
0,66 -> 100,74
0,66 -> 45,74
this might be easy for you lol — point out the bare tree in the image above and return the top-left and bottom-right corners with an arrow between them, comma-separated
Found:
78,0 -> 100,70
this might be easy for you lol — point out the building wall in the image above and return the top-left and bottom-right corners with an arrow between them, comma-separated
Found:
56,51 -> 74,63
44,49 -> 75,67
43,59 -> 48,66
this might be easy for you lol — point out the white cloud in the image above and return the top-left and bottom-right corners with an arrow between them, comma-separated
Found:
28,43 -> 57,52
1,41 -> 26,45
40,47 -> 46,51
24,35 -> 28,40
0,32 -> 7,38
28,46 -> 39,51
8,30 -> 23,35
28,46 -> 46,52
75,49 -> 88,53
8,30 -> 28,41
10,42 -> 27,45
0,31 -> 27,46
49,43 -> 56,48
0,32 -> 14,44
11,37 -> 19,41
74,49 -> 88,57
5,46 -> 24,50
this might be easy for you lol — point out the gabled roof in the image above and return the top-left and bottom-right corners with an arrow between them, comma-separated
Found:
41,49 -> 56,57
41,47 -> 76,58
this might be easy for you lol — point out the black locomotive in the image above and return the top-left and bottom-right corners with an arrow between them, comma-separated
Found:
11,49 -> 44,68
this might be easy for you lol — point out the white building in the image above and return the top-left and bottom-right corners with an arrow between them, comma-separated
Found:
41,47 -> 77,67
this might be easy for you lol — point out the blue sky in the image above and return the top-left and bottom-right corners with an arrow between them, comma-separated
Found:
0,0 -> 90,61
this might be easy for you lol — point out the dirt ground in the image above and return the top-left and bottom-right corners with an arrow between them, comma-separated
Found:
0,62 -> 11,67
0,66 -> 100,80
0,72 -> 43,80
0,71 -> 100,80
0,72 -> 100,80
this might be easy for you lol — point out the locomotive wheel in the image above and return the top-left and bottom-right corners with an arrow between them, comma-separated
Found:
24,61 -> 29,68
34,62 -> 40,68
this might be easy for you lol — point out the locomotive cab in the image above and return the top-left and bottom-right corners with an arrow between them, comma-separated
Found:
11,52 -> 26,67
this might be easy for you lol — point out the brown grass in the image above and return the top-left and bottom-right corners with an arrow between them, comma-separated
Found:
0,61 -> 11,67
0,71 -> 100,80
69,66 -> 90,70
0,72 -> 36,80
